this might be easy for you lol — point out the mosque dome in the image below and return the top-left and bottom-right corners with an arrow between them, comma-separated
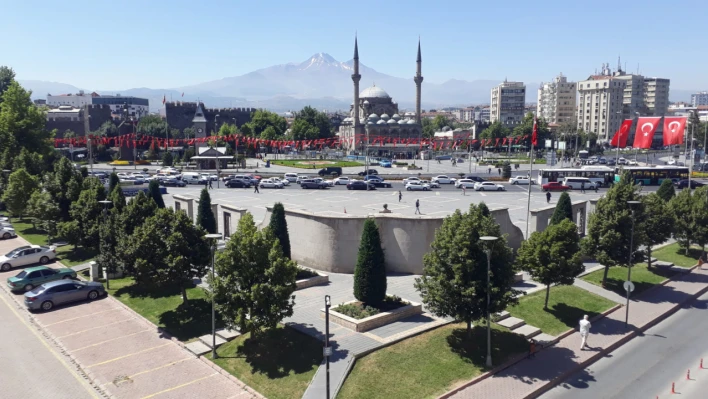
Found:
376,119 -> 386,125
398,119 -> 407,124
387,119 -> 397,124
392,114 -> 401,120
368,113 -> 379,120
407,119 -> 416,124
363,100 -> 370,105
360,85 -> 391,99
380,113 -> 390,120
367,120 -> 375,125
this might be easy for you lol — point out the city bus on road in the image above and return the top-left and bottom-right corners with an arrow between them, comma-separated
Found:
537,166 -> 615,187
615,166 -> 689,185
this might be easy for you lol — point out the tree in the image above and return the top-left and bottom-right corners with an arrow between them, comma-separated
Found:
0,66 -> 15,100
656,178 -> 676,202
415,203 -> 518,336
124,208 -> 210,303
690,186 -> 708,251
119,191 -> 157,237
502,162 -> 512,179
95,121 -> 118,137
513,113 -> 551,145
218,123 -> 239,137
162,151 -> 174,167
269,202 -> 291,259
13,147 -> 44,176
2,168 -> 38,217
516,219 -> 583,309
69,178 -> 107,251
550,192 -> 573,225
148,180 -> 165,208
289,119 -> 319,141
27,190 -> 60,234
669,188 -> 694,254
479,121 -> 510,140
57,220 -> 81,248
243,109 -> 287,137
641,193 -> 674,269
583,172 -> 643,286
260,125 -> 279,141
109,185 -> 126,214
97,214 -> 120,277
196,188 -> 217,234
294,106 -> 333,139
44,156 -> 83,222
421,115 -> 452,138
353,218 -> 387,307
108,172 -> 120,193
211,212 -> 298,335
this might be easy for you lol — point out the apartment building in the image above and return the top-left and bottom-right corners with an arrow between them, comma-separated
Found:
490,80 -> 526,124
577,64 -> 626,141
643,78 -> 670,117
691,92 -> 708,107
537,73 -> 577,124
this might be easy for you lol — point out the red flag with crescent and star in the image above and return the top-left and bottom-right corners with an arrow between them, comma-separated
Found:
662,117 -> 687,146
632,117 -> 662,149
610,119 -> 633,148
531,117 -> 538,146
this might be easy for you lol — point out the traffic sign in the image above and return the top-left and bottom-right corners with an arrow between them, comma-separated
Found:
323,346 -> 332,357
623,281 -> 635,293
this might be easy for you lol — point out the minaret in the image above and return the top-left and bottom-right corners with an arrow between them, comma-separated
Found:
352,35 -> 361,128
414,38 -> 424,124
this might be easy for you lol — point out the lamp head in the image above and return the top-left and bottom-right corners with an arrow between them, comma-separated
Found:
325,295 -> 331,307
204,233 -> 222,240
627,200 -> 641,209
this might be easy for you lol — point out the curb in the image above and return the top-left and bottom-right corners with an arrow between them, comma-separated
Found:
198,356 -> 267,399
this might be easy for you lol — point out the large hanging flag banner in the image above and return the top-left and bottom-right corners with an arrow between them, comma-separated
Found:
610,119 -> 633,148
662,117 -> 687,146
632,117 -> 662,149
531,117 -> 538,146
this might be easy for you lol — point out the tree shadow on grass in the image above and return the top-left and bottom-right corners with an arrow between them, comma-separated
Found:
157,298 -> 218,341
601,276 -> 657,297
114,281 -> 190,300
58,247 -> 97,265
223,327 -> 324,379
446,325 -> 528,368
546,303 -> 603,331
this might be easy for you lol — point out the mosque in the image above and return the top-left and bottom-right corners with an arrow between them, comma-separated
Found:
338,37 -> 424,158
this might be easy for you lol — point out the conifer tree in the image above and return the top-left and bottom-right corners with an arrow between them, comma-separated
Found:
354,218 -> 387,307
197,188 -> 217,234
148,179 -> 165,208
550,191 -> 573,225
656,178 -> 676,202
269,202 -> 291,259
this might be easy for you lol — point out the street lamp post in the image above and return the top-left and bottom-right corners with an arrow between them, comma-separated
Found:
98,200 -> 112,289
688,111 -> 696,189
480,235 -> 498,368
625,201 -> 641,328
205,233 -> 222,358
324,295 -> 332,399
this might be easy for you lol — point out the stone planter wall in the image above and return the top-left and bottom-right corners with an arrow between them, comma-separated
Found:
323,298 -> 423,332
296,269 -> 329,290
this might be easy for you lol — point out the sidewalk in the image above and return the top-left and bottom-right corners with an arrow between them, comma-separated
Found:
442,265 -> 708,399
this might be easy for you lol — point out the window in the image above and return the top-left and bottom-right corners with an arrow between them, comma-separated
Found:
27,271 -> 41,279
40,269 -> 56,277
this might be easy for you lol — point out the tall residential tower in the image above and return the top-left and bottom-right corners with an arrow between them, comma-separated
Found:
537,73 -> 576,125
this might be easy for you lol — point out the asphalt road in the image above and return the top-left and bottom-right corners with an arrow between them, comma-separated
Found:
0,292 -> 99,399
538,290 -> 708,399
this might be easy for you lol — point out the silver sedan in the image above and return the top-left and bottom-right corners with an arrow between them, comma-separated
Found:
24,280 -> 106,311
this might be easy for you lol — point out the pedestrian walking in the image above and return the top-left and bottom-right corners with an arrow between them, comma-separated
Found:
528,338 -> 537,359
579,315 -> 592,350
546,191 -> 551,203
415,199 -> 421,214
462,185 -> 466,196
498,168 -> 501,176
398,191 -> 402,202
208,179 -> 213,190
580,182 -> 585,193
488,167 -> 492,174
254,183 -> 260,193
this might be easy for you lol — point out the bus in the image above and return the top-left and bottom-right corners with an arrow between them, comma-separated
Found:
615,166 -> 688,185
537,166 -> 615,187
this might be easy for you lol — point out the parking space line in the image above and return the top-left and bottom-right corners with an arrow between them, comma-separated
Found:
73,329 -> 152,352
44,307 -> 121,326
140,373 -> 218,399
56,317 -> 135,339
86,343 -> 172,368
116,357 -> 193,385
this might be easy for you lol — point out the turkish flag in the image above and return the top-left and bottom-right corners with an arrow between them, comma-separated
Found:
662,117 -> 687,146
532,117 -> 538,146
610,119 -> 633,148
632,117 -> 662,149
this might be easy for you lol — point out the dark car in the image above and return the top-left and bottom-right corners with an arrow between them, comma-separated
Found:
607,159 -> 617,166
677,179 -> 705,189
160,178 -> 186,187
435,155 -> 452,161
318,167 -> 343,177
300,179 -> 329,189
357,169 -> 379,176
225,179 -> 251,188
464,176 -> 487,183
368,180 -> 393,188
347,180 -> 376,190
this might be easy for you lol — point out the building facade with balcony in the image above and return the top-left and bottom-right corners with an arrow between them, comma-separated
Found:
690,92 -> 708,107
577,64 -> 626,142
490,80 -> 526,124
537,73 -> 576,124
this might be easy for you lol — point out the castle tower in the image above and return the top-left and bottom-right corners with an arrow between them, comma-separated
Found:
352,35 -> 361,128
414,38 -> 424,124
192,103 -> 208,141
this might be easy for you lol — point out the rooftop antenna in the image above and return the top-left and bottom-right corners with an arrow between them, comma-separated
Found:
617,55 -> 621,72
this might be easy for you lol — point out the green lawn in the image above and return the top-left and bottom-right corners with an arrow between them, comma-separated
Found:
270,159 -> 363,169
581,263 -> 675,297
8,219 -> 96,267
208,326 -> 322,399
652,242 -> 703,268
337,323 -> 528,399
507,285 -> 616,336
105,276 -> 215,342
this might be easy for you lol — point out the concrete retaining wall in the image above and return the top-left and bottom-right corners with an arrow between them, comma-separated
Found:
220,204 -> 248,238
529,200 -> 588,237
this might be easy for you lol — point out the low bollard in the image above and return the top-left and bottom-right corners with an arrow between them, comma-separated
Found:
687,369 -> 691,380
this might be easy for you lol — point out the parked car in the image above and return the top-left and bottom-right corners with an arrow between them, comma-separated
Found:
627,160 -> 639,166
402,177 -> 422,185
300,179 -> 329,189
423,180 -> 440,188
1,225 -> 17,239
607,158 -> 617,166
7,265 -> 76,292
598,157 -> 607,164
225,179 -> 251,188
379,159 -> 392,168
542,182 -> 571,192
160,178 -> 186,187
318,167 -> 343,177
368,180 -> 393,188
357,169 -> 379,176
677,179 -> 705,189
364,175 -> 384,182
509,176 -> 533,185
284,173 -> 299,182
617,158 -> 628,165
24,280 -> 106,311
405,181 -> 431,191
259,179 -> 284,189
474,182 -> 505,191
434,155 -> 452,161
347,180 -> 376,190
271,177 -> 289,186
432,175 -> 456,184
296,175 -> 312,184
0,245 -> 57,272
314,178 -> 335,187
562,177 -> 599,190
465,176 -> 487,183
334,177 -> 351,185
455,179 -> 477,189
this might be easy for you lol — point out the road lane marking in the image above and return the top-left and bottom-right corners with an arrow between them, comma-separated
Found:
0,292 -> 99,398
73,329 -> 152,352
43,307 -> 121,326
115,357 -> 192,385
140,373 -> 218,399
56,317 -> 135,338
86,343 -> 172,368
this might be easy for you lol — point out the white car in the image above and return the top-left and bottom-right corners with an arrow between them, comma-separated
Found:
423,180 -> 440,188
667,159 -> 677,165
1,225 -> 17,240
455,179 -> 477,188
259,179 -> 284,189
0,245 -> 57,272
271,177 -> 290,186
405,181 -> 431,191
432,175 -> 456,184
402,177 -> 422,185
296,175 -> 311,184
509,176 -> 533,185
627,160 -> 638,166
284,173 -> 299,182
334,177 -> 351,185
475,182 -> 505,191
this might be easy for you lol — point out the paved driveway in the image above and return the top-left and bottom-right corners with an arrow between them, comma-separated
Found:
0,237 -> 258,399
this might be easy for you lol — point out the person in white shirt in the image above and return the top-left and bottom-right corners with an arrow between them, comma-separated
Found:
579,315 -> 592,350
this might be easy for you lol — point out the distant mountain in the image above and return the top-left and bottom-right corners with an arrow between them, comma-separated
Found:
18,53 -> 700,112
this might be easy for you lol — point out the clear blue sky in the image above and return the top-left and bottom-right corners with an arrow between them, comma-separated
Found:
3,0 -> 704,90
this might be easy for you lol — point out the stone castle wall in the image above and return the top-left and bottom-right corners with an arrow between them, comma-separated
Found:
163,102 -> 256,133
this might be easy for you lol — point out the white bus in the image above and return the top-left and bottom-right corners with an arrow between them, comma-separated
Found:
537,166 -> 614,187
